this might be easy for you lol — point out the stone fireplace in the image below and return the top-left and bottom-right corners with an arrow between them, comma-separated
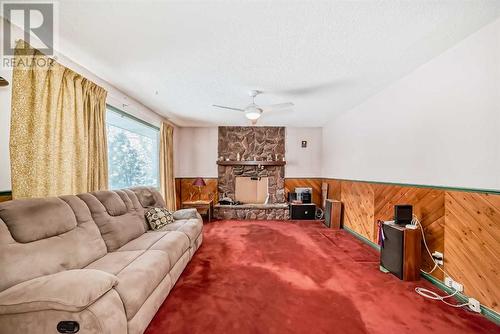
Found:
214,126 -> 289,220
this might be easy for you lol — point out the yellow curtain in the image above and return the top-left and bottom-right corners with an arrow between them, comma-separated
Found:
160,122 -> 176,210
83,81 -> 109,192
10,40 -> 108,199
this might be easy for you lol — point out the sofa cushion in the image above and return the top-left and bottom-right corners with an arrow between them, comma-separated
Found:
173,208 -> 198,220
0,197 -> 77,243
0,269 -> 117,315
78,191 -> 146,251
130,187 -> 166,208
145,207 -> 174,230
117,232 -> 167,252
148,232 -> 190,268
113,250 -> 170,320
0,196 -> 107,292
117,231 -> 190,271
85,250 -> 144,275
92,191 -> 128,216
157,219 -> 203,247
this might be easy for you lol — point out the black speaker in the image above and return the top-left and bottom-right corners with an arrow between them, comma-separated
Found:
288,192 -> 312,204
324,199 -> 341,229
394,204 -> 412,225
290,204 -> 316,220
288,192 -> 297,202
380,224 -> 404,279
301,192 -> 312,204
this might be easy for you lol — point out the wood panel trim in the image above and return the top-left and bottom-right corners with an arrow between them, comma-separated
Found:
329,177 -> 499,312
284,177 -> 323,179
0,191 -> 12,203
323,177 -> 500,195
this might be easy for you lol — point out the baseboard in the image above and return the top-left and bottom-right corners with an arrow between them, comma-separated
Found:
341,225 -> 500,325
342,225 -> 380,251
420,272 -> 500,325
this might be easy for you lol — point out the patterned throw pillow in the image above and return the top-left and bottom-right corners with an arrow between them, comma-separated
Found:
145,207 -> 174,230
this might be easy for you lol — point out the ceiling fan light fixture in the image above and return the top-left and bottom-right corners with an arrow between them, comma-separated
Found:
244,106 -> 262,120
213,90 -> 293,123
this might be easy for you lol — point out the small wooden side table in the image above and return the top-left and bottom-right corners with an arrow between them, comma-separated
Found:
181,200 -> 214,222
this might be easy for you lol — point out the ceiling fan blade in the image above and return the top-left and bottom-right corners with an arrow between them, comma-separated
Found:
212,104 -> 245,112
262,102 -> 294,111
268,80 -> 350,96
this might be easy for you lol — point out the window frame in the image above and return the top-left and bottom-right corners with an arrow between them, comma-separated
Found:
106,104 -> 160,132
105,104 -> 160,190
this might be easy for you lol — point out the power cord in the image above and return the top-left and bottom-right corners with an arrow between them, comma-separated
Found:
315,207 -> 324,220
412,215 -> 469,308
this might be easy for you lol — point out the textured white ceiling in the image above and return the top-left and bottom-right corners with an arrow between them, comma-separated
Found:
57,0 -> 500,127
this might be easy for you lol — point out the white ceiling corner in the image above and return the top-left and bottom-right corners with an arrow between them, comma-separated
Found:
56,0 -> 500,127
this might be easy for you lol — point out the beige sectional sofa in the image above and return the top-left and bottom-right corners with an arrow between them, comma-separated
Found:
0,187 -> 203,334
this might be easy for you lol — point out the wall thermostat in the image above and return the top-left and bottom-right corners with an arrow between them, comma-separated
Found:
301,141 -> 307,148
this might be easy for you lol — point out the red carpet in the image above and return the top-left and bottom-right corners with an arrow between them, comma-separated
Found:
145,220 -> 499,334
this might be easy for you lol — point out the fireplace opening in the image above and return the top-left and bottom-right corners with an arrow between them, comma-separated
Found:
234,176 -> 269,204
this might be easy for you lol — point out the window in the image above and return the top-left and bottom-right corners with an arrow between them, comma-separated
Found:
106,106 -> 160,189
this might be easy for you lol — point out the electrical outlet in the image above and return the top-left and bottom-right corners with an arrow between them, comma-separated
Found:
444,277 -> 463,292
432,251 -> 444,265
432,251 -> 444,260
444,277 -> 453,288
468,298 -> 481,313
452,280 -> 463,292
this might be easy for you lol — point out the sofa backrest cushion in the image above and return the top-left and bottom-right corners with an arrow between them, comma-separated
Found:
130,187 -> 166,208
0,198 -> 77,243
0,195 -> 107,292
78,190 -> 146,252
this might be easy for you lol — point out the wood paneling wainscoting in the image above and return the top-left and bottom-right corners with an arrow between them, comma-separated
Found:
284,178 -> 323,207
0,192 -> 12,203
323,178 -> 500,312
175,178 -> 218,209
444,191 -> 500,311
176,178 -> 325,209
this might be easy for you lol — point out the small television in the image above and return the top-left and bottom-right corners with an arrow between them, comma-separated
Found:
394,205 -> 413,225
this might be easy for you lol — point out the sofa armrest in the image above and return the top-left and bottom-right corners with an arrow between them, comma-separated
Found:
0,269 -> 118,315
173,208 -> 199,220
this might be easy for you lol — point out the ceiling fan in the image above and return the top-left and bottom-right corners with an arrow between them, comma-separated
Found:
213,90 -> 294,124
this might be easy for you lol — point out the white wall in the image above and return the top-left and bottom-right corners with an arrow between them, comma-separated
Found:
174,127 -> 218,178
174,126 -> 323,178
322,18 -> 500,191
0,19 -> 168,191
0,66 -> 12,191
286,127 -> 322,177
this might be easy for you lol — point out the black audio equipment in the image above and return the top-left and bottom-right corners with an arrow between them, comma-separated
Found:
290,203 -> 316,220
324,199 -> 342,229
380,223 -> 421,281
394,205 -> 413,225
380,224 -> 404,279
300,192 -> 312,204
288,192 -> 297,202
